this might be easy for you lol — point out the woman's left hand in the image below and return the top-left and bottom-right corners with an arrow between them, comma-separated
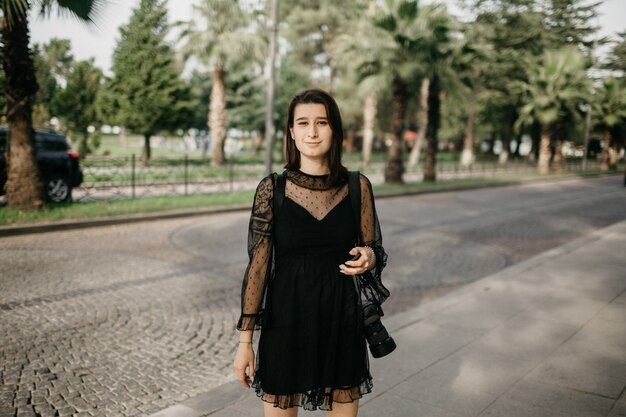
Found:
339,246 -> 376,275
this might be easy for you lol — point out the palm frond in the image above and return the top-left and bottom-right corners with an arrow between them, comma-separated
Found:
37,0 -> 107,24
0,0 -> 30,27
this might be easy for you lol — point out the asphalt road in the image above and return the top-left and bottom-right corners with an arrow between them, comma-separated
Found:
1,175 -> 624,417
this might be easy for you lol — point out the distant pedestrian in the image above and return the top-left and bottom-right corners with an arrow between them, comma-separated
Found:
233,88 -> 390,417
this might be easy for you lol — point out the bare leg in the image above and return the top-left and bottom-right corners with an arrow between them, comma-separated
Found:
264,402 -> 298,417
326,400 -> 359,417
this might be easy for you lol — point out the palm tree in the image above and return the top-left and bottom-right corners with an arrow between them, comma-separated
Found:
179,0 -> 265,167
454,24 -> 492,167
407,76 -> 429,168
594,77 -> 626,171
362,0 -> 424,183
407,5 -> 457,174
415,4 -> 456,182
332,6 -> 391,166
0,0 -> 102,209
474,2 -> 546,165
515,48 -> 589,174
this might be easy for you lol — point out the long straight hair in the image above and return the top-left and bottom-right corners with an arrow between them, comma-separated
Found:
283,88 -> 348,185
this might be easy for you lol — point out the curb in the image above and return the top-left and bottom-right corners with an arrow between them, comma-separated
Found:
147,218 -> 626,417
0,173 -> 620,238
0,203 -> 250,238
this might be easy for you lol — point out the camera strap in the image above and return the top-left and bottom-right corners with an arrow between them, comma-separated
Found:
272,171 -> 285,219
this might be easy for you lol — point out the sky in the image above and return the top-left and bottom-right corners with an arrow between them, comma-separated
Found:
28,0 -> 626,76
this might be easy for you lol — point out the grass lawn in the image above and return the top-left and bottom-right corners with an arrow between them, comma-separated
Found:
0,191 -> 255,226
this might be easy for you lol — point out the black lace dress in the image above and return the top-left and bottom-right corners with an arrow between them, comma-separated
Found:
237,169 -> 388,411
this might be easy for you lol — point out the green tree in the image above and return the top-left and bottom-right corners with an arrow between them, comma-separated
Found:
593,77 -> 626,171
542,0 -> 602,52
606,29 -> 626,74
454,23 -> 492,166
415,4 -> 457,182
356,0 -> 426,184
179,0 -> 265,166
110,0 -> 188,162
226,64 -> 266,155
515,47 -> 589,174
469,0 -> 546,165
42,38 -> 73,80
31,38 -> 76,128
31,44 -> 56,127
282,0 -> 363,91
187,70 -> 211,131
332,2 -> 386,165
0,0 -> 102,209
52,59 -> 102,157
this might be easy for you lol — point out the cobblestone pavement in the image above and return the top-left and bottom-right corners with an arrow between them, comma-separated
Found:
0,176 -> 624,417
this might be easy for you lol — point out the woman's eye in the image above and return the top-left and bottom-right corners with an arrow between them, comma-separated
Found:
318,121 -> 327,125
298,122 -> 308,126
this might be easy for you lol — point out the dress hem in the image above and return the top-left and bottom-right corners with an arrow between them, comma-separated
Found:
252,377 -> 373,411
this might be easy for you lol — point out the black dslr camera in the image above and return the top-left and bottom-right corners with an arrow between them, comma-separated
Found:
361,300 -> 397,358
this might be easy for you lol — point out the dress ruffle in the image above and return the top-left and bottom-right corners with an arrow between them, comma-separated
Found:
252,377 -> 373,411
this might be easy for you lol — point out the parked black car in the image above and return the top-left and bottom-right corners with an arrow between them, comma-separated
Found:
0,127 -> 83,203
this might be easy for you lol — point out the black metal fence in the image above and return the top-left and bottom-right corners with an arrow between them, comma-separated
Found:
73,155 -> 607,202
74,155 -> 264,202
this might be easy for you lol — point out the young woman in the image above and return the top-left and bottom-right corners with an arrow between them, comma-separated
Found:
233,88 -> 388,417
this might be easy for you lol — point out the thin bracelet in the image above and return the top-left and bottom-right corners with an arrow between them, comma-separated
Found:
239,341 -> 252,344
363,246 -> 375,264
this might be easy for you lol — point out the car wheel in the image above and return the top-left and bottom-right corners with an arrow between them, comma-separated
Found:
45,176 -> 72,203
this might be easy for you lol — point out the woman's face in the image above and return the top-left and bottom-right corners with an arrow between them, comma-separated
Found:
290,103 -> 333,162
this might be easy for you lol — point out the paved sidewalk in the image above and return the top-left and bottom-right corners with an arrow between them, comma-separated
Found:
151,219 -> 626,417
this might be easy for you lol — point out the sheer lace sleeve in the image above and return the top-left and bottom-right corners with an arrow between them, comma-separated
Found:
237,174 -> 274,331
359,174 -> 390,305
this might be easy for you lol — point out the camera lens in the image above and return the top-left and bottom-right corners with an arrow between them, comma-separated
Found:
369,337 -> 397,358
361,301 -> 397,358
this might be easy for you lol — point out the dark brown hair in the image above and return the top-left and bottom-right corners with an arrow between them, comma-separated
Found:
283,88 -> 348,185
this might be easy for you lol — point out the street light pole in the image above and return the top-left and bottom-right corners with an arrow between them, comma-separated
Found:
264,0 -> 280,176
583,104 -> 591,171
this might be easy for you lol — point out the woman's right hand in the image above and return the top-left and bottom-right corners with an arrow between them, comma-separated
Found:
233,343 -> 255,389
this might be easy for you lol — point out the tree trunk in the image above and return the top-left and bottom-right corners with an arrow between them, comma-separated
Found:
362,92 -> 377,165
499,107 -> 513,164
487,131 -> 496,155
78,133 -> 90,159
252,130 -> 263,156
514,134 -> 522,157
553,138 -> 564,173
423,76 -> 441,182
600,129 -> 611,171
1,13 -> 43,209
141,133 -> 151,163
384,76 -> 406,184
210,67 -> 226,167
529,120 -> 541,162
408,77 -> 430,167
609,144 -> 619,170
344,128 -> 355,154
119,127 -> 127,148
460,103 -> 475,166
538,124 -> 551,175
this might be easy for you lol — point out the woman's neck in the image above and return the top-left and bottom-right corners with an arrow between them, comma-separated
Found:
299,157 -> 330,176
